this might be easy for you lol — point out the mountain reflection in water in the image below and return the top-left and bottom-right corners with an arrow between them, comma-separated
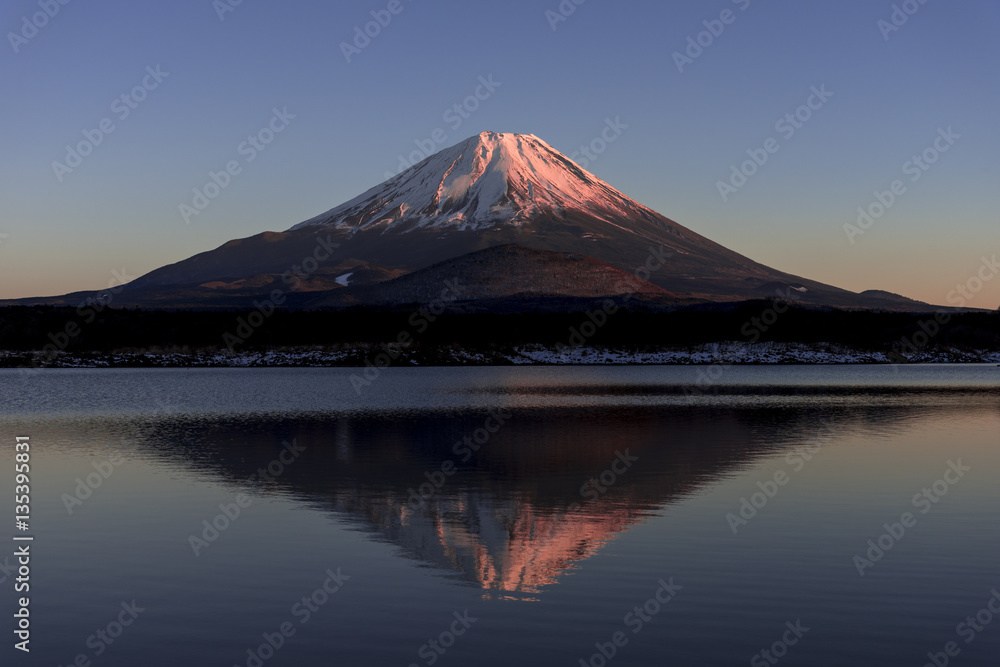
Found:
114,400 -> 973,599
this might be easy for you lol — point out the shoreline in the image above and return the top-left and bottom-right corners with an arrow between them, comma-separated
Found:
4,341 -> 1000,368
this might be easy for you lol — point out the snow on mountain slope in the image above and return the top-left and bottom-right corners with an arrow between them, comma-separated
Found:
290,131 -> 665,234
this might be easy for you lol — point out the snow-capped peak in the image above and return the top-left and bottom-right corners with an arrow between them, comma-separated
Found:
289,131 -> 661,233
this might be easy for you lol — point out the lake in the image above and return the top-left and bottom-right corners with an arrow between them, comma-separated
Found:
1,366 -> 998,666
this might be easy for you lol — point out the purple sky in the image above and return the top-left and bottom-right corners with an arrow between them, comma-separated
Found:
2,0 -> 998,307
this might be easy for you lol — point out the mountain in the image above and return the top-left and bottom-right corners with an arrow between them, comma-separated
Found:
8,131 -> 943,311
123,407 -> 857,597
289,131 -> 673,233
118,406 -> 936,597
308,244 -> 673,309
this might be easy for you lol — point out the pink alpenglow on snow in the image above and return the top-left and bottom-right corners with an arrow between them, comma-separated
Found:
291,131 -> 661,234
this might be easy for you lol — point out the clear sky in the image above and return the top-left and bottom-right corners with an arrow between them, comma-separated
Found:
2,0 -> 998,307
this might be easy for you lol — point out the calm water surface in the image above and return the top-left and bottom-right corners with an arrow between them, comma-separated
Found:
1,366 -> 998,666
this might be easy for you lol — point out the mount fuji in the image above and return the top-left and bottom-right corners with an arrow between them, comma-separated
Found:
290,131 -> 671,234
18,131 -> 936,311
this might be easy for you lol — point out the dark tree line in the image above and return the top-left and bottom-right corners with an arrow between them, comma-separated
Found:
0,303 -> 997,354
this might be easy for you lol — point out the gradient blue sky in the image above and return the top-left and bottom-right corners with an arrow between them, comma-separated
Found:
2,0 -> 998,306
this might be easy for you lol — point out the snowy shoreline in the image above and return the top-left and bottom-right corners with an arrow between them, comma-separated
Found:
3,341 -> 999,368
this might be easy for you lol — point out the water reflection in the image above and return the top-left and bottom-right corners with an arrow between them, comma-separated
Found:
99,399 -> 998,599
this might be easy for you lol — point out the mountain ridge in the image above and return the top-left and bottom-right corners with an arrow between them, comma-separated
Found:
6,131 -> 951,312
290,131 -> 670,235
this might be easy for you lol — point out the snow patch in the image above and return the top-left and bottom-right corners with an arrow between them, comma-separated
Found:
288,132 -> 666,235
